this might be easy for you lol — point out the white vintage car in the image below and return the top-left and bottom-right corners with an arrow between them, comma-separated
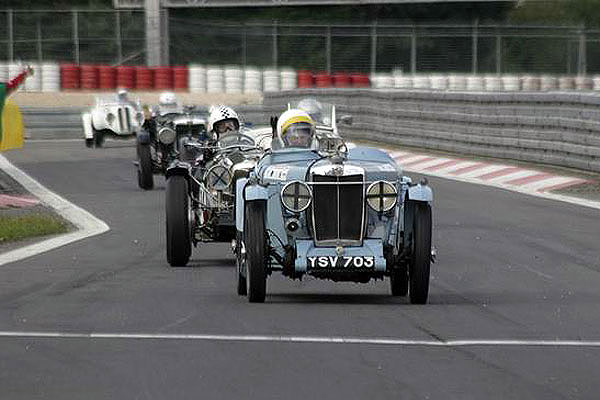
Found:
82,93 -> 144,148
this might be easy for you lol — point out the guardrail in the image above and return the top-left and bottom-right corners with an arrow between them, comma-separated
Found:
264,89 -> 600,173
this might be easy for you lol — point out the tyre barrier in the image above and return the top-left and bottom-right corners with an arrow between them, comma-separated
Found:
41,63 -> 60,92
98,65 -> 116,89
80,64 -> 99,90
297,70 -> 314,88
206,66 -> 225,93
265,89 -> 600,173
189,64 -> 207,93
153,67 -> 173,90
135,66 -> 153,90
60,64 -> 80,90
116,66 -> 135,89
332,72 -> 351,88
224,66 -> 243,94
24,62 -> 42,92
280,68 -> 297,91
263,69 -> 280,92
173,66 -> 188,90
350,73 -> 370,88
243,67 -> 262,94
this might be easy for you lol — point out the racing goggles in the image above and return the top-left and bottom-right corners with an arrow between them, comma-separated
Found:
214,118 -> 239,134
282,122 -> 315,148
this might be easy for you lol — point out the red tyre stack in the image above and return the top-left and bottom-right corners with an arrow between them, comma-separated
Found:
332,72 -> 351,88
116,66 -> 136,89
153,67 -> 173,90
314,72 -> 332,88
135,66 -> 154,90
172,66 -> 188,90
296,70 -> 314,88
350,73 -> 370,88
60,64 -> 81,90
98,65 -> 116,89
80,64 -> 99,90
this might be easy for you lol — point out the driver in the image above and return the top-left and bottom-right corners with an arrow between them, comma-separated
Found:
207,105 -> 241,138
276,109 -> 316,149
296,98 -> 324,125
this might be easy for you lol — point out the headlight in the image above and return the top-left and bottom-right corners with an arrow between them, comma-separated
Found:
158,127 -> 176,145
205,165 -> 232,191
366,181 -> 397,213
280,181 -> 312,213
106,113 -> 115,124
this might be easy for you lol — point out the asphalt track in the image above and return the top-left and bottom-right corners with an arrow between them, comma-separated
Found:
1,140 -> 600,399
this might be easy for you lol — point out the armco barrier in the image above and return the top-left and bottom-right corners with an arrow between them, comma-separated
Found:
264,89 -> 600,173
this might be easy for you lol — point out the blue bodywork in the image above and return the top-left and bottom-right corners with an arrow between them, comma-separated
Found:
236,144 -> 433,282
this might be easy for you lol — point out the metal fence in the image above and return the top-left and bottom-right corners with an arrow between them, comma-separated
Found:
2,9 -> 600,74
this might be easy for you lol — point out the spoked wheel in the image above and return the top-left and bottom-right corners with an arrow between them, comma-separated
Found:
137,142 -> 154,190
166,175 -> 192,267
390,263 -> 408,296
236,231 -> 247,296
244,200 -> 267,303
409,202 -> 432,304
92,128 -> 105,148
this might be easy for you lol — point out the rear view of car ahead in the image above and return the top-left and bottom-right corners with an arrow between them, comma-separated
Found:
82,90 -> 144,148
234,109 -> 435,303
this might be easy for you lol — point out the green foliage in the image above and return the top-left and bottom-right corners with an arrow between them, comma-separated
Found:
509,0 -> 600,27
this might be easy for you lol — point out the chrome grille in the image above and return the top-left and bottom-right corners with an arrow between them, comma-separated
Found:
310,173 -> 364,246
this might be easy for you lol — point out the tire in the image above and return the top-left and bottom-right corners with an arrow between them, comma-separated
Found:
85,138 -> 94,148
93,128 -> 105,148
166,175 -> 192,267
236,231 -> 247,296
409,202 -> 432,304
390,264 -> 408,296
137,142 -> 154,190
244,201 -> 267,303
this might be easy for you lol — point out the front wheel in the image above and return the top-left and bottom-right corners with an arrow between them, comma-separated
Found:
409,202 -> 432,304
166,175 -> 192,267
92,128 -> 105,148
236,231 -> 247,296
244,201 -> 267,303
137,142 -> 154,190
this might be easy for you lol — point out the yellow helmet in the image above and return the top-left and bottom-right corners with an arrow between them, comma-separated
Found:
276,109 -> 316,148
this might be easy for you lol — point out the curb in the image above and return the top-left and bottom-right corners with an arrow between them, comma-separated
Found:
0,155 -> 110,266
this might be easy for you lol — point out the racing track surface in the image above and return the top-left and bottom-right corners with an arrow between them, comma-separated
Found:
1,141 -> 600,399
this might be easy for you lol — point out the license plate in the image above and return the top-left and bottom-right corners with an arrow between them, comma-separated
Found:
307,256 -> 375,269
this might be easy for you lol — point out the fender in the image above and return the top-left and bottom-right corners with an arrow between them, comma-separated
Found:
136,128 -> 151,145
90,109 -> 107,131
235,178 -> 248,232
165,161 -> 191,179
407,183 -> 433,203
82,112 -> 93,140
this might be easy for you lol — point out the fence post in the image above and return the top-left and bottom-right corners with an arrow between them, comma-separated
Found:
495,32 -> 502,74
72,10 -> 80,64
578,26 -> 587,75
7,10 -> 14,62
370,23 -> 377,74
36,14 -> 43,63
410,25 -> 417,74
326,25 -> 332,73
161,8 -> 170,65
472,19 -> 479,74
116,11 -> 123,65
241,24 -> 247,67
272,21 -> 278,68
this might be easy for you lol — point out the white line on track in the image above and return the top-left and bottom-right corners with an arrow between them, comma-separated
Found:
1,331 -> 600,347
0,155 -> 110,266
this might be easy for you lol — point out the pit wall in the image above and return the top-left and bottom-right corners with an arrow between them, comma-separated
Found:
264,89 -> 600,173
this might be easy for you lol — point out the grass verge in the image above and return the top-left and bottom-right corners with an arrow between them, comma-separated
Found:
0,213 -> 69,244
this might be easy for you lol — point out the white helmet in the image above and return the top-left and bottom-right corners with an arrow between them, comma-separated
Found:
159,91 -> 177,107
276,109 -> 315,149
297,98 -> 324,124
117,89 -> 129,101
208,105 -> 240,136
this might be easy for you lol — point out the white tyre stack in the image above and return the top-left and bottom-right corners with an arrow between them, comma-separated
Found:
206,66 -> 224,93
448,74 -> 467,91
243,67 -> 262,94
484,75 -> 503,91
540,75 -> 558,91
41,63 -> 60,92
393,74 -> 413,89
575,75 -> 593,90
280,68 -> 297,91
24,62 -> 42,92
521,75 -> 541,91
466,75 -> 484,91
263,69 -> 280,92
430,74 -> 448,90
189,64 -> 207,93
224,66 -> 243,94
412,74 -> 431,89
558,76 -> 575,90
501,75 -> 521,91
0,62 -> 8,82
593,75 -> 600,91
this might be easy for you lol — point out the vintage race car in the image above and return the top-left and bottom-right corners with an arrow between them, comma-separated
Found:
234,123 -> 434,303
82,95 -> 144,148
136,105 -> 209,190
164,126 -> 270,267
